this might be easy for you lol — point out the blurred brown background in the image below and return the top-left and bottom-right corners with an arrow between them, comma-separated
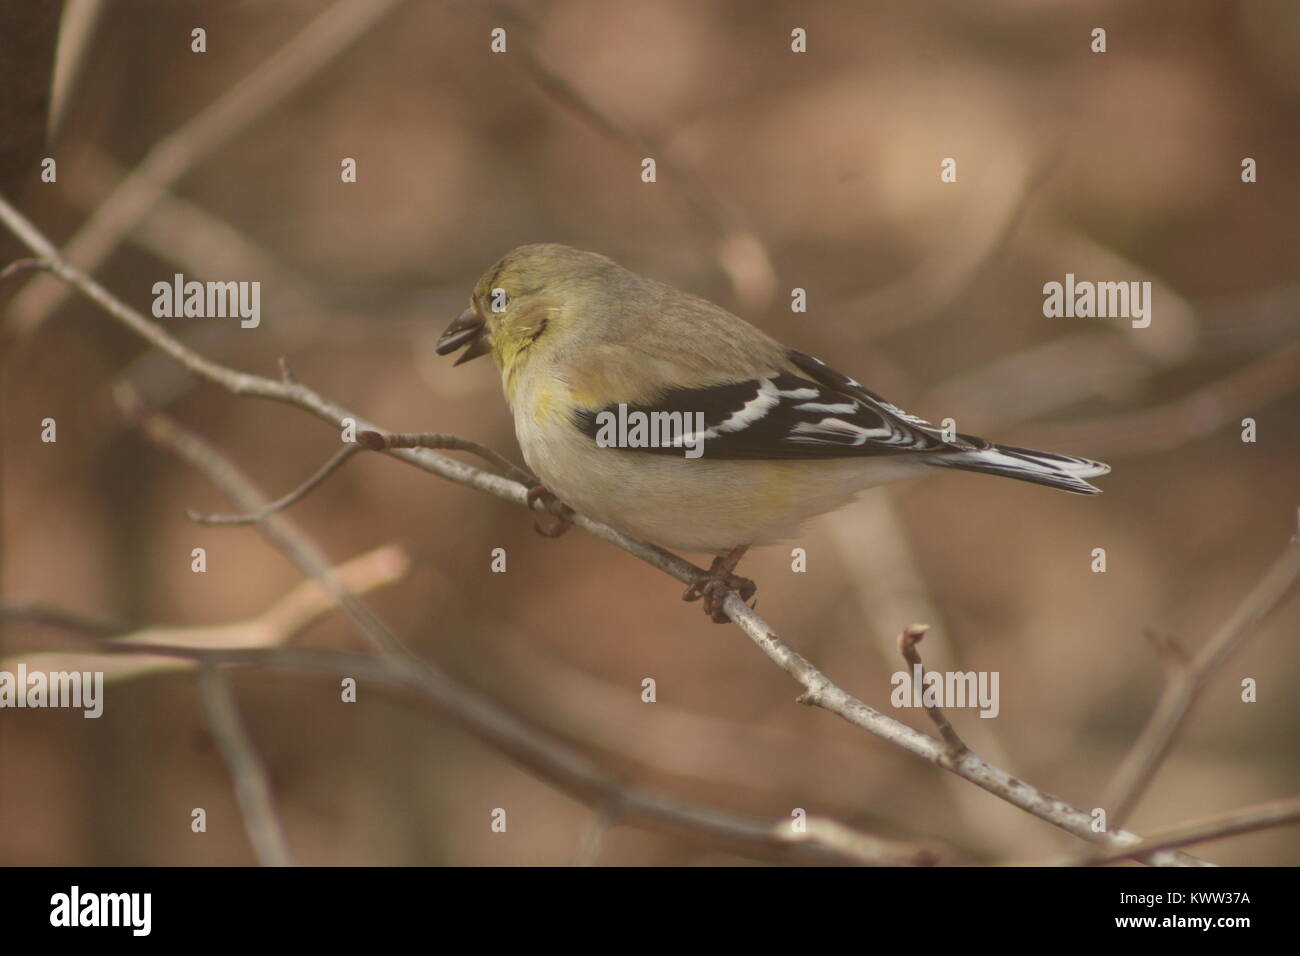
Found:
1,0 -> 1297,865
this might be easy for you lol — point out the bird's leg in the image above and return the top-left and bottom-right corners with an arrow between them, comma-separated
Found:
682,545 -> 757,623
525,484 -> 574,538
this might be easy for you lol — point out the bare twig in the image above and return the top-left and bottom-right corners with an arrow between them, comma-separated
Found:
54,632 -> 921,867
196,663 -> 296,867
572,808 -> 614,867
1069,795 -> 1300,866
1102,513 -> 1300,827
919,331 -> 1158,436
897,624 -> 968,755
0,600 -> 127,637
48,0 -> 108,138
1012,343 -> 1300,457
63,147 -> 325,314
1,544 -> 411,683
184,428 -> 534,526
0,256 -> 49,281
358,430 -> 536,486
0,191 -> 1209,865
8,0 -> 404,335
127,400 -> 913,867
775,815 -> 942,867
186,442 -> 364,526
826,492 -> 1036,859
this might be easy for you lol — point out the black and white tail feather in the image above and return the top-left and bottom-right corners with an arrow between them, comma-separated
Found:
922,442 -> 1108,495
573,348 -> 1109,495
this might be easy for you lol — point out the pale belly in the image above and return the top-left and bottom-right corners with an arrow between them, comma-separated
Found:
517,415 -> 926,554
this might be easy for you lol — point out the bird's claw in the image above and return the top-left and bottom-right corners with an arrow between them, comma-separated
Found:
526,485 -> 573,537
683,558 -> 757,624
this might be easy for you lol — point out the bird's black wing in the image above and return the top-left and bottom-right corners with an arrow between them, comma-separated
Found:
571,349 -> 974,460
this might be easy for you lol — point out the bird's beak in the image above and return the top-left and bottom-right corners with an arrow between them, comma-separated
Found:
436,307 -> 490,365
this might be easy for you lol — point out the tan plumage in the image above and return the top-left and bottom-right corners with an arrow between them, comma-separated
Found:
438,244 -> 1109,559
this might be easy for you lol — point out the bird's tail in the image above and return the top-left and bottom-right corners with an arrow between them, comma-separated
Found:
925,441 -> 1110,495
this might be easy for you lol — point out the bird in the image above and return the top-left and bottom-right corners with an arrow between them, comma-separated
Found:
437,243 -> 1109,622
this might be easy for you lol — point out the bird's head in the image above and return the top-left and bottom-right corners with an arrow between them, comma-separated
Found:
436,243 -> 624,374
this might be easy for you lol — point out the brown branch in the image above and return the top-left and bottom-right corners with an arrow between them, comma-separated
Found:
186,442 -> 365,526
63,147 -> 326,315
1102,511 -> 1300,828
47,0 -> 108,139
572,808 -> 614,866
1,545 -> 411,684
775,815 -> 942,867
825,492 -> 1031,860
0,599 -> 126,637
1069,795 -> 1300,866
61,632 -> 926,867
7,0 -> 404,335
183,426 -> 535,527
126,397 -> 920,867
0,190 -> 1210,865
196,663 -> 296,867
1011,343 -> 1300,457
358,430 -> 537,486
897,623 -> 968,755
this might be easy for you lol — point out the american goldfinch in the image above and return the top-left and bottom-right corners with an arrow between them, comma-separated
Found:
438,244 -> 1109,621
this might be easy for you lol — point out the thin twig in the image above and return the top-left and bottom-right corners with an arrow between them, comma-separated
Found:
0,256 -> 49,281
573,807 -> 614,867
897,623 -> 968,755
1,545 -> 411,684
62,633 -> 923,867
1102,512 -> 1300,828
184,428 -> 535,526
1011,343 -> 1300,457
359,430 -> 537,486
168,440 -> 1174,861
8,0 -> 404,335
827,494 -> 1035,858
127,400 -> 911,867
1069,795 -> 1300,866
775,815 -> 942,867
187,443 -> 364,525
64,147 -> 326,315
48,0 -> 109,139
196,663 -> 296,866
0,599 -> 127,637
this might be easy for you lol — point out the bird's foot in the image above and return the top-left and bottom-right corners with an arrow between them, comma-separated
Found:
525,484 -> 573,537
683,547 -> 756,623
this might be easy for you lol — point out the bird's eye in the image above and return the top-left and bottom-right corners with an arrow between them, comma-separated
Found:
490,288 -> 510,313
